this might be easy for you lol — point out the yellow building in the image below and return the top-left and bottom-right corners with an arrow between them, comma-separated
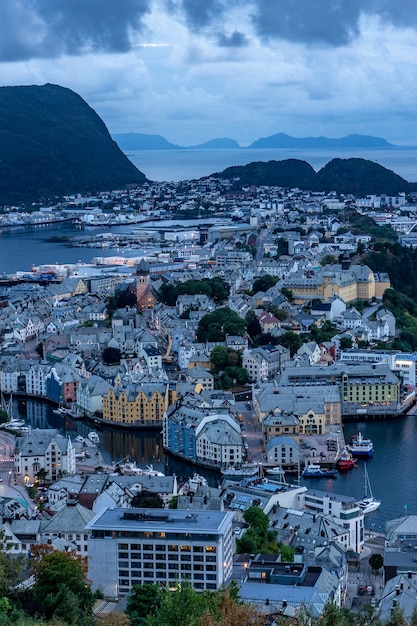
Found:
102,382 -> 177,426
282,263 -> 390,304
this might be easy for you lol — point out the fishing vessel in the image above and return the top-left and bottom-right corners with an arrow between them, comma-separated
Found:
347,432 -> 374,458
302,463 -> 337,478
357,464 -> 381,514
121,462 -> 165,477
336,447 -> 358,471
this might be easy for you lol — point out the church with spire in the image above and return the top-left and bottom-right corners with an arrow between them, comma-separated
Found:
135,259 -> 158,311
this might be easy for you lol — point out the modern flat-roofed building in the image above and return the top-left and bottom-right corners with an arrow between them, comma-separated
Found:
86,507 -> 234,598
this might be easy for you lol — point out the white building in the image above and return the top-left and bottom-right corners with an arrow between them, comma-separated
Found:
14,429 -> 76,484
86,508 -> 235,598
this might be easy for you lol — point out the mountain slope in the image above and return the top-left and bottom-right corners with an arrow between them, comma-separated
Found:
215,159 -> 316,188
214,157 -> 410,195
0,83 -> 146,203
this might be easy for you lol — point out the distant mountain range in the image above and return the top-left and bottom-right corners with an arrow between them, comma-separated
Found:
113,132 -> 395,151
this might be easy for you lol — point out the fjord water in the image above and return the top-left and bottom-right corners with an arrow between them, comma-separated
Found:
126,146 -> 417,183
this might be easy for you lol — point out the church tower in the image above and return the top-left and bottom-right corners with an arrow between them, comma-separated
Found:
136,259 -> 156,311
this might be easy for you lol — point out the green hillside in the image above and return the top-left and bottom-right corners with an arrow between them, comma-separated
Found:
0,83 -> 146,203
215,159 -> 316,189
215,157 -> 411,195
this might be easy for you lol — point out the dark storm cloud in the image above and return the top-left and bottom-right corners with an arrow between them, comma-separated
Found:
251,0 -> 363,47
0,0 -> 151,61
168,0 -> 226,30
250,0 -> 417,47
217,31 -> 249,48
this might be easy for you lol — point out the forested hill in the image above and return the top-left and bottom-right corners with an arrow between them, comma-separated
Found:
215,157 -> 414,196
0,83 -> 147,203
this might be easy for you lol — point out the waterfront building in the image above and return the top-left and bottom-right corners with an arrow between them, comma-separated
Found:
45,364 -> 81,404
14,429 -> 76,484
277,361 -> 401,418
76,374 -> 112,418
86,507 -> 235,598
340,349 -> 416,391
164,400 -> 243,468
256,384 -> 341,438
102,381 -> 176,427
266,436 -> 300,466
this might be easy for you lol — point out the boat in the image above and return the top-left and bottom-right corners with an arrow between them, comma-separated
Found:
336,447 -> 358,471
179,473 -> 208,494
53,407 -> 67,415
221,463 -> 259,479
266,466 -> 286,477
0,393 -> 27,431
88,432 -> 100,444
302,463 -> 337,478
75,435 -> 85,443
357,464 -> 381,514
347,432 -> 374,458
122,462 -> 165,477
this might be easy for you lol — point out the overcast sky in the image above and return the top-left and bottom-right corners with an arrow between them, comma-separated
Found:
1,0 -> 417,145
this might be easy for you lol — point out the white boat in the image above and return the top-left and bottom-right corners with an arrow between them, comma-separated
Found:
221,463 -> 259,478
88,431 -> 100,444
179,473 -> 208,494
53,406 -> 67,415
357,464 -> 381,514
122,462 -> 165,477
75,435 -> 85,443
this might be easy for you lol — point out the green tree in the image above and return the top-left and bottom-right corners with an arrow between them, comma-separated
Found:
150,580 -> 205,626
280,287 -> 294,303
253,274 -> 278,293
369,552 -> 384,573
126,583 -> 163,626
198,308 -> 247,341
320,255 -> 338,266
210,345 -> 230,371
0,410 -> 8,426
277,330 -> 304,356
0,529 -> 25,596
102,346 -> 121,365
33,550 -> 94,624
35,342 -> 44,359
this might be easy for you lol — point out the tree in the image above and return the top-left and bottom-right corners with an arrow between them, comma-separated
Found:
369,553 -> 384,573
150,580 -> 206,626
35,342 -> 44,359
199,588 -> 263,626
131,490 -> 164,508
0,410 -> 8,426
210,345 -> 230,371
277,331 -> 304,356
320,255 -> 338,266
280,287 -> 294,303
126,583 -> 163,626
102,346 -> 121,365
253,274 -> 278,293
33,550 -> 94,624
0,528 -> 25,596
198,308 -> 247,341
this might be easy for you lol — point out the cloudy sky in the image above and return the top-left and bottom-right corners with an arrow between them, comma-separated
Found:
1,0 -> 417,145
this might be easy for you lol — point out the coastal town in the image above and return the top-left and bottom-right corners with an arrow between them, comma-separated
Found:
1,175 -> 417,622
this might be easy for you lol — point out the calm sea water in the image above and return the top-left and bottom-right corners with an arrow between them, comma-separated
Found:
126,146 -> 417,183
